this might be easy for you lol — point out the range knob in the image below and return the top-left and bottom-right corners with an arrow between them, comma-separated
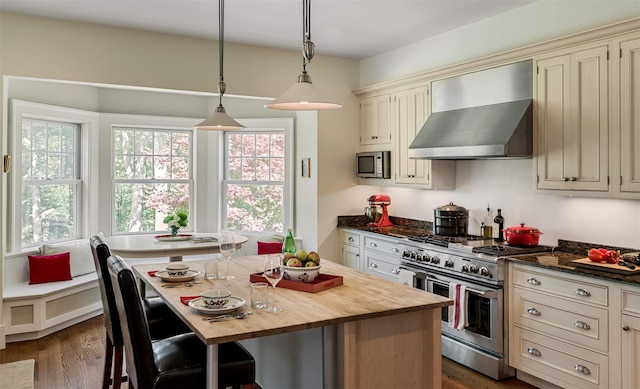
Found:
430,255 -> 440,264
444,259 -> 454,268
402,250 -> 411,258
469,264 -> 478,273
423,253 -> 431,262
480,267 -> 490,276
416,254 -> 423,262
410,251 -> 416,259
461,264 -> 469,273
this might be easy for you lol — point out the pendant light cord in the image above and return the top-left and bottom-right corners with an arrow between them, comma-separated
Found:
218,0 -> 226,108
302,0 -> 314,72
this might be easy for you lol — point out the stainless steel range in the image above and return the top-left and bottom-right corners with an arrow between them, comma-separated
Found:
399,233 -> 554,380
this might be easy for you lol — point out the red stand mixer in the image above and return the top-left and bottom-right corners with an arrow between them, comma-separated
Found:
365,195 -> 393,227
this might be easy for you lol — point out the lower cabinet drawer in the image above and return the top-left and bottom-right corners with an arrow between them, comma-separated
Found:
513,287 -> 608,353
512,265 -> 608,307
622,288 -> 640,316
364,251 -> 400,282
342,230 -> 362,246
511,327 -> 608,389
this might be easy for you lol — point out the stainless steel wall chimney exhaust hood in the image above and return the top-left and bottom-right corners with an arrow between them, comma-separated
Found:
409,60 -> 533,159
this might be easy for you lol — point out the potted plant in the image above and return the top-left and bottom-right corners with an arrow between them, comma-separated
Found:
163,208 -> 188,237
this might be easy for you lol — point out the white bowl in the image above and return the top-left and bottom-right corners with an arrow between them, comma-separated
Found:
283,265 -> 321,283
201,290 -> 231,308
165,263 -> 190,277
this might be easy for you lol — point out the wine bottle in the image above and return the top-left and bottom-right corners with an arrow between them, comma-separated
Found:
482,206 -> 493,238
282,229 -> 296,254
494,209 -> 505,242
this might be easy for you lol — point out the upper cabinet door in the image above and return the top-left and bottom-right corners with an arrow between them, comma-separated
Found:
536,54 -> 572,189
620,37 -> 640,193
536,45 -> 609,191
394,85 -> 430,185
360,94 -> 391,145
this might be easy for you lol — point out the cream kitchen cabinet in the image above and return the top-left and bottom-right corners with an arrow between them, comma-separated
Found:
341,229 -> 363,271
536,44 -> 609,192
363,234 -> 402,282
509,263 -> 610,389
621,287 -> 640,389
393,84 -> 456,188
360,93 -> 391,145
619,36 -> 640,195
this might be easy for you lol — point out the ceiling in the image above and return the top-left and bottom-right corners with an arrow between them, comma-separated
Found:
0,0 -> 536,60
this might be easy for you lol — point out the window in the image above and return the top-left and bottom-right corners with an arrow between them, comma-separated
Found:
20,119 -> 80,245
10,100 -> 99,252
112,127 -> 193,234
223,119 -> 293,233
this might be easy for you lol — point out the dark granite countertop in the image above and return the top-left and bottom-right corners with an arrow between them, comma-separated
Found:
338,215 -> 640,287
337,215 -> 433,239
505,251 -> 640,287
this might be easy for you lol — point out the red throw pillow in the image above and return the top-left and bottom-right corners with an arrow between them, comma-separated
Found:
28,252 -> 73,284
257,241 -> 282,255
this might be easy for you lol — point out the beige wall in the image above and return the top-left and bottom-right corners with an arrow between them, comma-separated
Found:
0,13 -> 360,315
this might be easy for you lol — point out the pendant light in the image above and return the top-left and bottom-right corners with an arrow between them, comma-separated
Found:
265,0 -> 342,111
195,0 -> 245,130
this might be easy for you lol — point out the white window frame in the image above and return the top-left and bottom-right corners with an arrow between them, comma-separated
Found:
8,100 -> 99,254
222,118 -> 294,233
102,114 -> 199,236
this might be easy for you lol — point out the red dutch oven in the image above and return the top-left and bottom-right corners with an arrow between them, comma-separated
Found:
503,223 -> 543,246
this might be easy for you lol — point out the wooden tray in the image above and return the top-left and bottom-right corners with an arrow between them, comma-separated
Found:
572,257 -> 640,275
250,272 -> 343,293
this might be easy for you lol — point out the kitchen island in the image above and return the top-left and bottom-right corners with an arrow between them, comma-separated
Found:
132,256 -> 452,389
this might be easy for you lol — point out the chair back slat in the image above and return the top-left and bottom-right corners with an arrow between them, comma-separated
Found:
108,255 -> 158,389
90,235 -> 123,345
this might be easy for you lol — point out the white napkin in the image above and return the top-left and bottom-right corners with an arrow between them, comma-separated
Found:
398,269 -> 415,287
448,283 -> 468,330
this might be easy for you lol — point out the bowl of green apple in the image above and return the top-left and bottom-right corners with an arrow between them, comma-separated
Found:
283,250 -> 321,283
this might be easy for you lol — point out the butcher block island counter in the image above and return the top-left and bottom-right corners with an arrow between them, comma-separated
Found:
132,255 -> 452,389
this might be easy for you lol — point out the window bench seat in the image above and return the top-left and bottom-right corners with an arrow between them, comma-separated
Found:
2,266 -> 103,344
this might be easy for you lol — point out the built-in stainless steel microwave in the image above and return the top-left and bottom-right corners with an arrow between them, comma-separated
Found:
357,151 -> 391,179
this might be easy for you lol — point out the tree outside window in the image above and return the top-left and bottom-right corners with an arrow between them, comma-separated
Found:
21,119 -> 80,246
224,131 -> 285,232
113,127 -> 192,234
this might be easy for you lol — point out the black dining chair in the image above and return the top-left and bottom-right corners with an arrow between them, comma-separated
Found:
90,235 -> 191,389
107,254 -> 256,389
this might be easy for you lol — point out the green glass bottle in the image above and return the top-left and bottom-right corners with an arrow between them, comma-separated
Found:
282,229 -> 296,254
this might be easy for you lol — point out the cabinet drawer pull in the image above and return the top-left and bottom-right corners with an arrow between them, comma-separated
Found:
527,347 -> 541,357
574,288 -> 591,297
527,307 -> 541,316
623,325 -> 630,331
348,237 -> 355,242
526,277 -> 541,285
392,248 -> 399,253
574,320 -> 591,330
355,254 -> 360,258
369,262 -> 378,269
574,364 -> 591,375
370,242 -> 378,247
392,268 -> 400,275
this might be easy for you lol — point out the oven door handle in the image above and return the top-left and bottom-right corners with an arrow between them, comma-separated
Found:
427,276 -> 499,299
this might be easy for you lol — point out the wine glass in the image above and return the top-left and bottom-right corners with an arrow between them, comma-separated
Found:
263,254 -> 284,313
220,234 -> 236,280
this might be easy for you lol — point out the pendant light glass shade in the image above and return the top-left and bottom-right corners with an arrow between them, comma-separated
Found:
195,0 -> 245,131
265,71 -> 343,110
195,105 -> 245,130
265,0 -> 341,111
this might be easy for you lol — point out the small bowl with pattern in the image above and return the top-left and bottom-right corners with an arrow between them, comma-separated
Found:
165,263 -> 190,277
201,290 -> 232,308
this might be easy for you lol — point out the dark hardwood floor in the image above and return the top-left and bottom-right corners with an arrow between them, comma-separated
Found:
0,315 -> 537,389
